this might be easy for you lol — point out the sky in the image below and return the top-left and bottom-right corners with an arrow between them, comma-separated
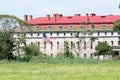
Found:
0,0 -> 120,20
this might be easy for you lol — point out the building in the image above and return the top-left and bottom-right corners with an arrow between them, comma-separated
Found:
14,13 -> 120,58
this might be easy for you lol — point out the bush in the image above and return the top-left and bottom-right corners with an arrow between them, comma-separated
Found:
23,44 -> 42,56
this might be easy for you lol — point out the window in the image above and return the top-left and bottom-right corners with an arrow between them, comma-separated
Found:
68,25 -> 73,30
24,42 -> 26,46
77,53 -> 79,57
38,33 -> 40,36
57,41 -> 59,49
80,24 -> 84,29
71,32 -> 73,36
84,53 -> 86,58
48,25 -> 51,30
91,41 -> 93,49
51,53 -> 53,58
118,41 -> 120,45
111,41 -> 113,46
77,41 -> 79,49
71,41 -> 73,49
84,41 -> 86,49
98,32 -> 100,35
44,42 -> 46,49
111,32 -> 113,35
102,24 -> 107,29
31,42 -> 33,45
105,41 -> 107,43
90,53 -> 93,58
31,33 -> 33,36
51,42 -> 53,49
36,25 -> 40,30
57,32 -> 59,36
64,33 -> 66,36
50,33 -> 52,36
38,42 -> 40,48
58,25 -> 62,30
105,32 -> 107,35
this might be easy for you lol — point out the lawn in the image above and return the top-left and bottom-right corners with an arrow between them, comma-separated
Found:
0,61 -> 120,80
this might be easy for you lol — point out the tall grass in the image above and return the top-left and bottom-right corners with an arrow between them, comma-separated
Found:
0,61 -> 120,80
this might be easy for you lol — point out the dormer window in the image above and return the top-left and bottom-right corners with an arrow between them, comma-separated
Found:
80,24 -> 84,29
58,25 -> 62,30
36,25 -> 40,30
68,25 -> 73,30
102,24 -> 107,29
48,25 -> 51,30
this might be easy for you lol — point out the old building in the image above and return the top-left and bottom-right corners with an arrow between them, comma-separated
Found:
14,13 -> 120,58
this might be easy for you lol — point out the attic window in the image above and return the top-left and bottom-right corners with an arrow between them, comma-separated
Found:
36,25 -> 40,30
68,25 -> 73,30
58,25 -> 62,30
102,24 -> 107,29
48,25 -> 51,30
80,24 -> 84,29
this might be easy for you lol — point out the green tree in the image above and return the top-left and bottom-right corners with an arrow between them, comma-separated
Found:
0,14 -> 31,60
63,41 -> 74,58
0,31 -> 15,60
94,42 -> 114,59
113,20 -> 120,32
22,44 -> 42,62
23,44 -> 42,56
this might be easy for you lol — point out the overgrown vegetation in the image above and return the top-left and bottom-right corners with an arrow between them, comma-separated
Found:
0,31 -> 15,60
20,44 -> 42,62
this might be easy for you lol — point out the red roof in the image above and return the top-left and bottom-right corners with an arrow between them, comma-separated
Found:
27,14 -> 120,25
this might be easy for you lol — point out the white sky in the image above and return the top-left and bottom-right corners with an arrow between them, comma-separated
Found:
0,0 -> 120,19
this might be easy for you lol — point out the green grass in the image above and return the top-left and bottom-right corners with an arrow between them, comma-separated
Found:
0,60 -> 120,80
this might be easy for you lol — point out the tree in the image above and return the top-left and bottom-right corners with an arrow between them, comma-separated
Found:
113,20 -> 120,32
22,44 -> 42,62
0,14 -> 31,60
74,29 -> 97,58
0,31 -> 15,60
94,42 -> 114,59
63,41 -> 74,58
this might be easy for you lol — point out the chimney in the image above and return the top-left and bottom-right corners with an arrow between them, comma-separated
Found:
90,13 -> 96,17
86,13 -> 89,24
53,13 -> 62,18
74,14 -> 81,16
59,14 -> 63,17
47,14 -> 50,20
29,15 -> 33,21
24,15 -> 28,22
53,14 -> 57,22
